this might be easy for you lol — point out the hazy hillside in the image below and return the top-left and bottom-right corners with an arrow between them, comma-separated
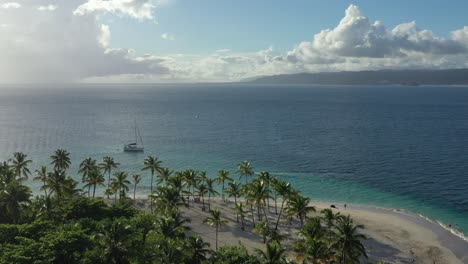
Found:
248,69 -> 468,85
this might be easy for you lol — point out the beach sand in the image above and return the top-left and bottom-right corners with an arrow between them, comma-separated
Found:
134,197 -> 467,263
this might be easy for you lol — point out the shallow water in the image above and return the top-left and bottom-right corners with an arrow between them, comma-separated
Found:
0,83 -> 467,240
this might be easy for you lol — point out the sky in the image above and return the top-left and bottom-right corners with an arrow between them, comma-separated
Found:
1,0 -> 468,83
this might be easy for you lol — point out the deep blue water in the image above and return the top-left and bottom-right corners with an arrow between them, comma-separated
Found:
1,84 -> 468,237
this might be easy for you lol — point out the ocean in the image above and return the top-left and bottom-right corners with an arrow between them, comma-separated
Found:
1,83 -> 468,238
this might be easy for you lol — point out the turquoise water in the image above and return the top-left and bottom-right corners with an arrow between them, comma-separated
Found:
0,84 -> 467,240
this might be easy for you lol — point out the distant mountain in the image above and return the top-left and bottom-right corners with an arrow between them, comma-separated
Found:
247,69 -> 468,85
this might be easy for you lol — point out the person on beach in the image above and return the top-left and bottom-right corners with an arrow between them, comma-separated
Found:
344,203 -> 347,210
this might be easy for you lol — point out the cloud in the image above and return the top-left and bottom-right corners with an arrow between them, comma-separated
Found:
0,0 -> 168,83
1,2 -> 21,9
283,5 -> 468,74
74,0 -> 160,20
2,3 -> 468,83
38,4 -> 57,11
161,33 -> 175,40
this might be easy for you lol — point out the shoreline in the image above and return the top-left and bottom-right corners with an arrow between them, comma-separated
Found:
131,195 -> 468,263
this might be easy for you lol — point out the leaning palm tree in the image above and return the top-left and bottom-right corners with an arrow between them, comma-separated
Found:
234,202 -> 249,231
237,160 -> 254,184
185,236 -> 212,264
113,171 -> 130,200
334,215 -> 367,264
216,169 -> 232,202
132,174 -> 141,200
254,241 -> 288,264
100,156 -> 120,197
10,152 -> 32,179
50,149 -> 71,172
253,220 -> 270,243
286,193 -> 316,227
203,209 -> 228,250
273,180 -> 294,230
142,156 -> 162,211
225,181 -> 242,204
33,166 -> 49,197
83,169 -> 105,198
205,178 -> 219,211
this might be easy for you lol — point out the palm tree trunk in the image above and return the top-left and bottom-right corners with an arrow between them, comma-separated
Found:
215,226 -> 219,250
274,192 -> 278,215
107,171 -> 111,198
208,193 -> 211,211
234,195 -> 237,205
93,184 -> 96,198
88,185 -> 91,197
241,217 -> 245,231
222,183 -> 225,202
202,195 -> 205,211
150,171 -> 154,212
274,201 -> 285,230
134,183 -> 137,200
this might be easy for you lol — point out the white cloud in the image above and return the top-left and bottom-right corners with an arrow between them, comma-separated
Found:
1,2 -> 21,9
74,0 -> 160,20
0,0 -> 168,83
1,3 -> 468,83
38,5 -> 57,11
161,33 -> 175,40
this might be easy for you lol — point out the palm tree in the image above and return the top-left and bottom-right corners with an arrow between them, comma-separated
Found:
185,236 -> 212,264
203,209 -> 228,250
45,170 -> 78,200
195,182 -> 208,211
33,166 -> 49,197
0,181 -> 31,223
79,157 -> 98,182
258,171 -> 272,210
50,149 -> 71,172
142,155 -> 162,210
156,213 -> 191,238
237,160 -> 254,184
248,178 -> 270,222
182,169 -> 198,206
254,241 -> 288,264
286,193 -> 316,227
225,181 -> 242,204
10,152 -> 32,179
253,220 -> 270,243
83,169 -> 105,198
132,174 -> 141,200
149,185 -> 187,212
96,221 -> 132,264
334,215 -> 367,264
113,172 -> 130,200
234,202 -> 249,231
157,167 -> 173,185
216,170 -> 232,202
321,208 -> 342,229
206,178 -> 219,211
100,156 -> 120,197
273,180 -> 294,230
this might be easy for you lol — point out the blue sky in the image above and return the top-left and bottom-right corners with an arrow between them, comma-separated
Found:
1,0 -> 468,82
108,0 -> 468,55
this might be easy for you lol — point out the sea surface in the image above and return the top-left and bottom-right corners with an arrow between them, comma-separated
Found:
1,83 -> 467,240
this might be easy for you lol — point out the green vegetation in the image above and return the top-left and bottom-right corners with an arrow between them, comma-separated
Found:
0,151 -> 368,263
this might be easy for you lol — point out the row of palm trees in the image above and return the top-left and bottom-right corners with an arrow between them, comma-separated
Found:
1,150 -> 368,263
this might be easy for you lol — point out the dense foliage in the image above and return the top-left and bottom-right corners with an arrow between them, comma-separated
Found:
0,151 -> 369,263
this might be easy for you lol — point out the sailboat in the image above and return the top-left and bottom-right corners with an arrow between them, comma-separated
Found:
124,120 -> 144,152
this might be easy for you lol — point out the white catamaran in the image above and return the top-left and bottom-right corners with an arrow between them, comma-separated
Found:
124,120 -> 144,152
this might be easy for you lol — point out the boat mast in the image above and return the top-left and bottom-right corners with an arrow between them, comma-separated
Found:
134,119 -> 138,145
